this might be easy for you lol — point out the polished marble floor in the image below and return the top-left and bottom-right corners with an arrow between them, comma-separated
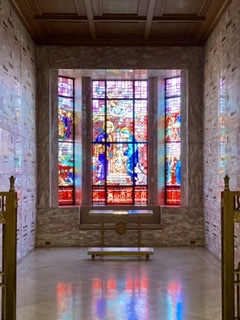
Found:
17,247 -> 221,320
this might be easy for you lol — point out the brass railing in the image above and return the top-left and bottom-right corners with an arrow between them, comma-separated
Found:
221,175 -> 240,320
234,263 -> 240,319
0,176 -> 17,320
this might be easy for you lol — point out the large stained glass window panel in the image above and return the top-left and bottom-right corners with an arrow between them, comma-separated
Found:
58,76 -> 74,205
92,80 -> 148,205
165,77 -> 181,205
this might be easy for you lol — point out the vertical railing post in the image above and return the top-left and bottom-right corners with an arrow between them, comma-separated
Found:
221,175 -> 234,320
2,176 -> 17,320
236,263 -> 240,319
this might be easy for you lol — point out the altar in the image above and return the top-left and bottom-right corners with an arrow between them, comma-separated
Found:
87,209 -> 154,260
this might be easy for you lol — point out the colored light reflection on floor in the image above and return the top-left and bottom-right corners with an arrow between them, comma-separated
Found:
92,277 -> 149,320
56,279 -> 183,319
167,282 -> 182,320
57,283 -> 74,319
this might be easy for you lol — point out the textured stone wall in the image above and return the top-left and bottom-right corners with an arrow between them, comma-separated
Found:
204,0 -> 240,260
0,0 -> 36,260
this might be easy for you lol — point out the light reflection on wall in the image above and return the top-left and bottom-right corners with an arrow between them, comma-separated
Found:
167,282 -> 182,320
92,277 -> 148,320
219,77 -> 227,188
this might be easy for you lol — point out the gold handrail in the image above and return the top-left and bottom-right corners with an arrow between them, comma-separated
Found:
221,175 -> 240,320
0,176 -> 17,320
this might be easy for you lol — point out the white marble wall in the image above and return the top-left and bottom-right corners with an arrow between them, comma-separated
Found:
204,0 -> 240,260
0,0 -> 36,260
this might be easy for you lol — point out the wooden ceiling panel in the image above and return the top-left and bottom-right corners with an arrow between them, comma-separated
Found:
101,0 -> 140,15
156,22 -> 195,35
45,22 -> 86,35
9,0 -> 233,46
101,22 -> 144,36
162,0 -> 206,15
29,0 -> 79,15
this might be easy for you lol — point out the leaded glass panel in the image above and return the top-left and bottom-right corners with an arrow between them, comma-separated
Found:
165,77 -> 181,97
58,77 -> 74,97
92,80 -> 148,205
58,76 -> 74,205
165,77 -> 181,205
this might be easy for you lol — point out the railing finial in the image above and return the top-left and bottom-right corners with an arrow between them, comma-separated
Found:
224,175 -> 230,191
9,176 -> 15,192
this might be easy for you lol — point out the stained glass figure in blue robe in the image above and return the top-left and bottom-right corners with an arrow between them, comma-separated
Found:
120,127 -> 139,182
94,121 -> 114,185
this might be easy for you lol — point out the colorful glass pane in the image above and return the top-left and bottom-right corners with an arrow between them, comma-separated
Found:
92,99 -> 105,114
59,186 -> 74,205
58,98 -> 74,141
107,81 -> 133,99
134,81 -> 148,99
166,101 -> 181,142
58,76 -> 74,205
165,77 -> 181,205
165,77 -> 181,98
58,142 -> 74,186
135,100 -> 147,142
92,80 -> 148,204
135,186 -> 148,204
166,187 -> 180,205
106,186 -> 133,204
166,143 -> 181,186
92,80 -> 106,99
107,100 -> 133,117
92,143 -> 106,185
92,186 -> 105,204
58,77 -> 74,97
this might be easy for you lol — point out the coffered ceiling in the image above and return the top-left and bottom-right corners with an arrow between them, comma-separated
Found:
10,0 -> 232,46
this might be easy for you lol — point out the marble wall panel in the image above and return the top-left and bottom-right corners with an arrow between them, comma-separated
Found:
225,129 -> 240,175
204,0 -> 240,259
204,103 -> 219,141
0,0 -> 36,261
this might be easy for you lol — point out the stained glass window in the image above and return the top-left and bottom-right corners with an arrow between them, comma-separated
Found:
165,77 -> 181,205
92,80 -> 148,205
58,76 -> 74,205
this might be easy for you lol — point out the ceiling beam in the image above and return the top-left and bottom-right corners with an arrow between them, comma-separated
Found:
144,0 -> 157,39
33,13 -> 206,23
83,0 -> 96,39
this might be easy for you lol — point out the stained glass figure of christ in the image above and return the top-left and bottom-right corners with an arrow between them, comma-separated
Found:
92,80 -> 148,205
